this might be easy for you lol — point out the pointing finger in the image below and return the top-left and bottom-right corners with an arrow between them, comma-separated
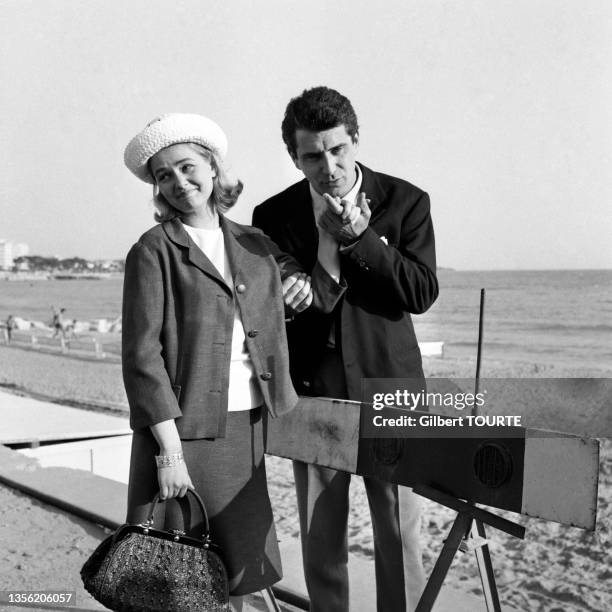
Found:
340,199 -> 354,222
357,193 -> 372,219
323,193 -> 343,215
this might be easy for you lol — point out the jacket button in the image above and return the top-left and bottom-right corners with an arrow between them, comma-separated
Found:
236,284 -> 246,293
247,330 -> 259,338
260,372 -> 272,381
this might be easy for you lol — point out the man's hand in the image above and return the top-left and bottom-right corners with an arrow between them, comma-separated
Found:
282,272 -> 313,313
318,192 -> 371,245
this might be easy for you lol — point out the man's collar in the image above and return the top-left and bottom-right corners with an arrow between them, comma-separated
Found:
343,163 -> 363,202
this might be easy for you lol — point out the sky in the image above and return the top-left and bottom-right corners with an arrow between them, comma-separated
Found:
1,0 -> 611,270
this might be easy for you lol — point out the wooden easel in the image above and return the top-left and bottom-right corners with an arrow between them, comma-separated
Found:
413,483 -> 525,612
414,289 -> 525,611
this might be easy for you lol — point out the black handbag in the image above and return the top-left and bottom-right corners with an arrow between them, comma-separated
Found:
81,489 -> 229,611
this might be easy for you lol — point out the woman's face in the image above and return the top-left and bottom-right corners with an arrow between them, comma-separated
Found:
149,143 -> 215,216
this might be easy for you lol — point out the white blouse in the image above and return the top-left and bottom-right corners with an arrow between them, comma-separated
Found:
182,222 -> 263,411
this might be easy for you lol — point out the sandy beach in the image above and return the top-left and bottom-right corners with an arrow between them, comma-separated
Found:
0,344 -> 610,611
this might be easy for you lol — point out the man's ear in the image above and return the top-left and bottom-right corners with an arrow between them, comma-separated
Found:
352,132 -> 360,150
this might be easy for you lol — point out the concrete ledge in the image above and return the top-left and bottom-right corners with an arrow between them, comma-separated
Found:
0,389 -> 130,445
0,445 -> 127,528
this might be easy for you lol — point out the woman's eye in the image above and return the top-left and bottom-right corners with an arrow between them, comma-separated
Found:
182,164 -> 194,173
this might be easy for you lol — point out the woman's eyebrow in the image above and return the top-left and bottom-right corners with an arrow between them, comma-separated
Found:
153,157 -> 195,173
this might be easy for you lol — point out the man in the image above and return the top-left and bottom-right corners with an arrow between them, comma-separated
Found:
253,86 -> 438,611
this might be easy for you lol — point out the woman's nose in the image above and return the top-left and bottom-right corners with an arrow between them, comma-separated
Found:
174,171 -> 189,190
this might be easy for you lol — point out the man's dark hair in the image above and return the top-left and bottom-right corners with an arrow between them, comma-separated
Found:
281,86 -> 359,157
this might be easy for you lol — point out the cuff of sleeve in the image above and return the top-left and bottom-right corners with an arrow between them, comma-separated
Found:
342,226 -> 381,269
338,237 -> 361,253
310,260 -> 347,313
312,260 -> 347,290
129,404 -> 183,432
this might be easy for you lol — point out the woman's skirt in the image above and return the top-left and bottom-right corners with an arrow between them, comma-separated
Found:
126,407 -> 282,596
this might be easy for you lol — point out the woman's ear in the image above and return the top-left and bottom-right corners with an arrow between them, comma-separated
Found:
209,157 -> 218,178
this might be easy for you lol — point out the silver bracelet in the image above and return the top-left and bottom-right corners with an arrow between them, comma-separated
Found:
155,451 -> 184,468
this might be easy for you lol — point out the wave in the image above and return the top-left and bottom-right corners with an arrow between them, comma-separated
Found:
450,341 -> 588,356
525,322 -> 612,333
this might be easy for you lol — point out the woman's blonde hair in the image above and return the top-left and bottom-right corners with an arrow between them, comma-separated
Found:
150,143 -> 243,222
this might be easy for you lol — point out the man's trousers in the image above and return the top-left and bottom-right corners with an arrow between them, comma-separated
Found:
293,351 -> 426,611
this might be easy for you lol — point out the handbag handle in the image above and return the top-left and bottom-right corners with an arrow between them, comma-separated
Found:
145,488 -> 211,544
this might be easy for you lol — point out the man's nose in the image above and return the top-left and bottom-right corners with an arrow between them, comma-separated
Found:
321,153 -> 336,176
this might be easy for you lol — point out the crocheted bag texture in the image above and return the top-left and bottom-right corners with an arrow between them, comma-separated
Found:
82,527 -> 229,611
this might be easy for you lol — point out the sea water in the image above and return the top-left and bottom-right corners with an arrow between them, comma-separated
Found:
2,270 -> 611,372
413,269 -> 612,372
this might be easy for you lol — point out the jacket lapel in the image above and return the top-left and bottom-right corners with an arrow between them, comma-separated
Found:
224,216 -> 283,294
284,180 -> 319,269
163,218 -> 229,290
358,163 -> 387,225
220,216 -> 245,286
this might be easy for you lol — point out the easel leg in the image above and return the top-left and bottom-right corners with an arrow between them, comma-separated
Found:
415,512 -> 473,612
260,586 -> 282,612
472,519 -> 502,612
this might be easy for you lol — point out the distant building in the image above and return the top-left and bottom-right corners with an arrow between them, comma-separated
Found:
0,240 -> 13,270
0,240 -> 30,269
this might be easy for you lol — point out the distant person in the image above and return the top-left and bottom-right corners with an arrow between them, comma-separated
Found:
122,113 -> 343,610
253,86 -> 438,611
51,306 -> 66,339
5,315 -> 16,343
67,318 -> 78,339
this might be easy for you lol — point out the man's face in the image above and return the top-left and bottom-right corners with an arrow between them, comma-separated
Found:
291,125 -> 359,198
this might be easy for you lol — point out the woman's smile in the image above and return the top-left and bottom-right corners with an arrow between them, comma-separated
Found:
149,143 -> 217,225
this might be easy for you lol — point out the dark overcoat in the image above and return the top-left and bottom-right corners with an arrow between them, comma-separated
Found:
252,162 -> 439,400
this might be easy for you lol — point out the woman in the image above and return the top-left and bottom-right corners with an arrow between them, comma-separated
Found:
122,113 -> 316,609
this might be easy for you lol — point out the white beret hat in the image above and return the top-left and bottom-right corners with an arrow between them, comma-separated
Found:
124,113 -> 228,183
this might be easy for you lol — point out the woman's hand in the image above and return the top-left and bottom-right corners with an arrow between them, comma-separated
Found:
149,420 -> 194,499
157,461 -> 194,499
